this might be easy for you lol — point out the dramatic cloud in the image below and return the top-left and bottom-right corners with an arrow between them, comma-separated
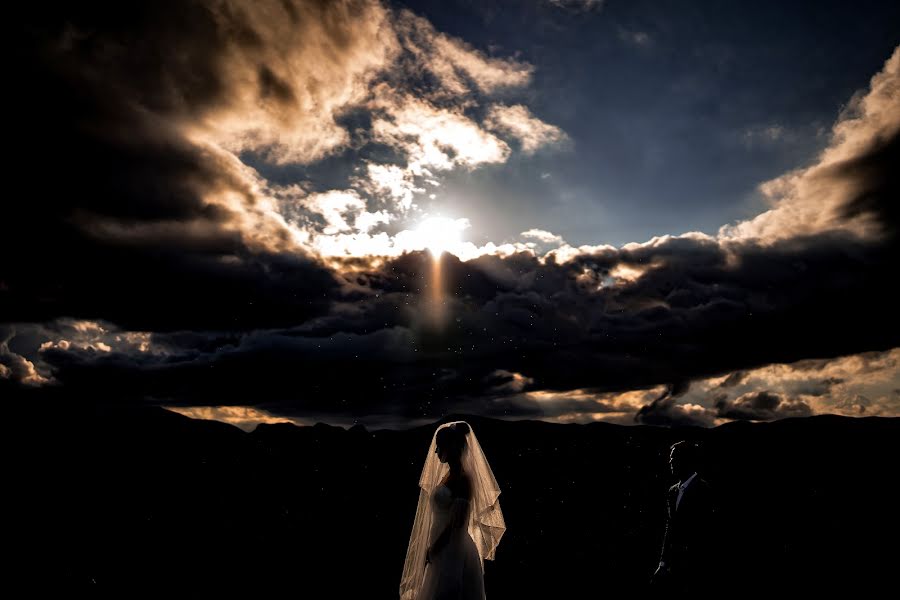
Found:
5,0 -> 565,329
165,406 -> 308,431
370,93 -> 511,171
714,391 -> 813,421
394,10 -> 533,95
302,190 -> 370,235
0,326 -> 49,386
485,370 -> 535,394
9,220 -> 897,425
202,0 -> 400,164
5,3 -> 899,427
718,371 -> 749,389
475,387 -> 658,425
721,47 -> 900,242
695,349 -> 900,419
635,381 -> 716,427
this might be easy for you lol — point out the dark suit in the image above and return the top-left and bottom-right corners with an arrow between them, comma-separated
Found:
657,474 -> 715,592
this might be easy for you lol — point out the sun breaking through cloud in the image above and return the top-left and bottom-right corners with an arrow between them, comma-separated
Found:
4,1 -> 899,427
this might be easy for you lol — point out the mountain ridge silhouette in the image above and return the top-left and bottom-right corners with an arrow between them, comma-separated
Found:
16,401 -> 898,596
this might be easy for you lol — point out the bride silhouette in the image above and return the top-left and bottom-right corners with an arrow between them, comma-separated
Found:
400,421 -> 506,600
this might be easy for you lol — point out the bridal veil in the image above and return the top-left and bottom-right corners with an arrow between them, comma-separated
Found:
399,421 -> 506,600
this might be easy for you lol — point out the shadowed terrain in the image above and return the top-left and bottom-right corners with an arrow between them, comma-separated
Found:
18,403 -> 898,596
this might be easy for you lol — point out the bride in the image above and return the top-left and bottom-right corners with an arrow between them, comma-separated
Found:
400,421 -> 506,600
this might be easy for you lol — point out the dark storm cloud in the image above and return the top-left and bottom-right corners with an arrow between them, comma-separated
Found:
834,134 -> 900,237
4,0 -> 402,330
5,0 -> 555,331
714,391 -> 812,421
22,221 -> 900,424
8,191 -> 900,423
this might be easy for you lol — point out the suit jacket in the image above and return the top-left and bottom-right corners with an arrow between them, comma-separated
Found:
659,475 -> 715,580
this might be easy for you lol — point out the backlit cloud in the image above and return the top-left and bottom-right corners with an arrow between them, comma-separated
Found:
371,93 -> 511,171
0,326 -> 49,386
164,406 -> 308,432
485,104 -> 568,154
5,3 -> 899,428
714,391 -> 813,421
721,47 -> 900,242
395,10 -> 533,95
521,229 -> 566,245
203,0 -> 400,165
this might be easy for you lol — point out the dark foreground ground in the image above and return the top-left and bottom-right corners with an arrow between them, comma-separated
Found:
15,403 -> 899,597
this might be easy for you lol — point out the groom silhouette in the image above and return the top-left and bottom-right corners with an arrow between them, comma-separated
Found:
651,441 -> 715,593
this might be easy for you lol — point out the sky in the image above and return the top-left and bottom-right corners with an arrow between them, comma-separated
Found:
3,0 -> 899,429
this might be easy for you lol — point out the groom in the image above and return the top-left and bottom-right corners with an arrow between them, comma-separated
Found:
651,440 -> 715,593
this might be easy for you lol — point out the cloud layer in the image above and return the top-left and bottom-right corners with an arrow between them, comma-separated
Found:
4,2 -> 899,427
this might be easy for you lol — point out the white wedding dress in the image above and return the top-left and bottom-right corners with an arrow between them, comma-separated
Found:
417,484 -> 486,600
400,422 -> 505,600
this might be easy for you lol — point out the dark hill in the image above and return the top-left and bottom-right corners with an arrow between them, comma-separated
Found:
16,403 -> 899,596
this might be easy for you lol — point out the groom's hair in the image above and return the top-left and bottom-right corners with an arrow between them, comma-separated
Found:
670,440 -> 701,467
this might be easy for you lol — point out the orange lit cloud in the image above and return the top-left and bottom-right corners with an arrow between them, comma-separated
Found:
695,349 -> 900,418
721,46 -> 900,242
27,1 -> 567,265
179,2 -> 567,262
204,0 -> 400,165
485,104 -> 568,154
164,406 -> 309,432
1,327 -> 49,386
395,11 -> 533,96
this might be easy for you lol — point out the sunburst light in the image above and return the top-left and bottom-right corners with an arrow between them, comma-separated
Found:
415,217 -> 466,257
